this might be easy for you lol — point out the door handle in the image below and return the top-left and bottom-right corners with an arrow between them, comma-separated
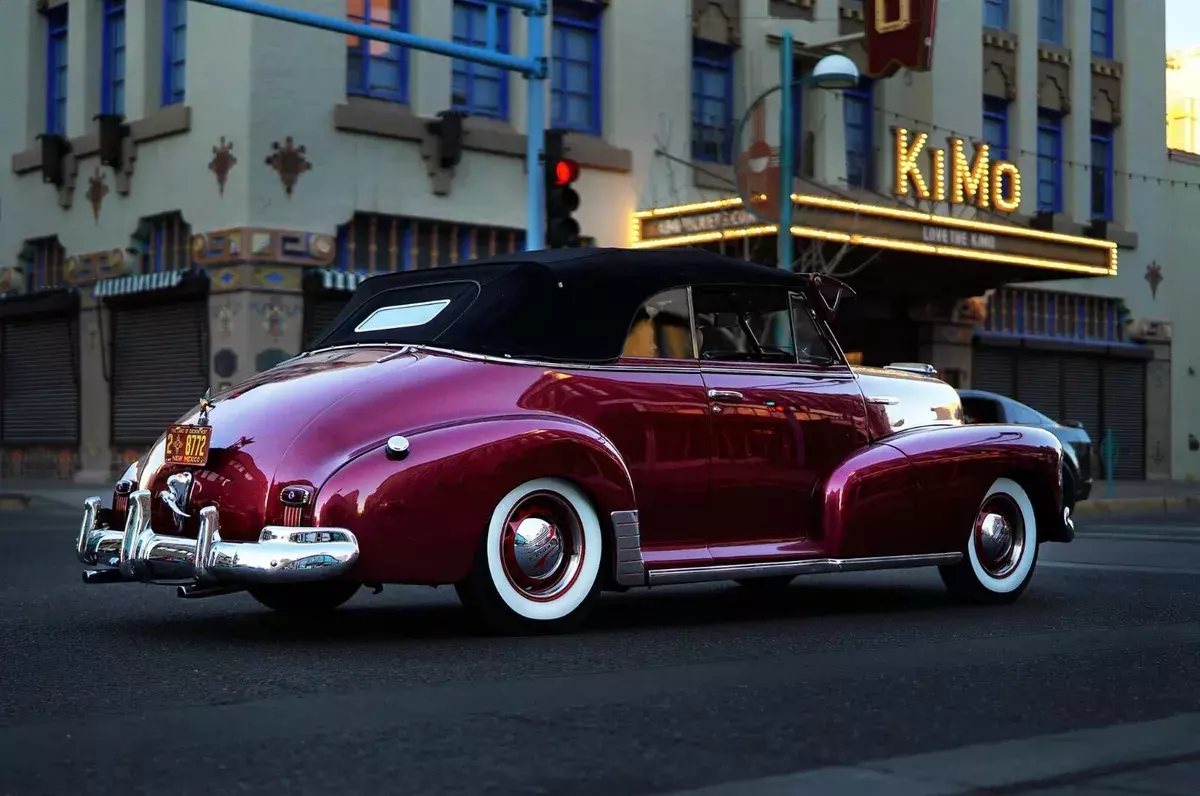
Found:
707,389 -> 744,402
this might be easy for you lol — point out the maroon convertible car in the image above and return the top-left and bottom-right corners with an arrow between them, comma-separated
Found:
76,248 -> 1072,634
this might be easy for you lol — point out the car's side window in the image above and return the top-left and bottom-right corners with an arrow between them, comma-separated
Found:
1006,400 -> 1046,426
961,397 -> 1003,424
692,286 -> 796,363
788,293 -> 834,365
621,288 -> 695,360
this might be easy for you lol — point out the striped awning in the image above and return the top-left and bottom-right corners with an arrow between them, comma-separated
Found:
92,269 -> 192,299
313,268 -> 364,292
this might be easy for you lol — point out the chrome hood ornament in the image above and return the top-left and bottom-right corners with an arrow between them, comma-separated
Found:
159,471 -> 193,531
197,388 -> 215,427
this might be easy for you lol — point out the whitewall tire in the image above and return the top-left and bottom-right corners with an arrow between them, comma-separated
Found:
456,478 -> 604,634
940,477 -> 1039,604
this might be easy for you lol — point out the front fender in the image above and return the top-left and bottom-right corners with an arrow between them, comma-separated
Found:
312,414 -> 637,584
884,423 -> 1065,547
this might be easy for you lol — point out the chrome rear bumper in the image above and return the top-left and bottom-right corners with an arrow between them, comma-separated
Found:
76,490 -> 360,587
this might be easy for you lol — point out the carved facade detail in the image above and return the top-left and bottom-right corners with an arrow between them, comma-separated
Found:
692,0 -> 740,46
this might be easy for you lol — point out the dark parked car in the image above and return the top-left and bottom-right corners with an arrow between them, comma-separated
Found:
957,389 -> 1092,510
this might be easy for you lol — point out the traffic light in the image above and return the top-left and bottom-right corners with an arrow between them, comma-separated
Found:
544,129 -> 581,249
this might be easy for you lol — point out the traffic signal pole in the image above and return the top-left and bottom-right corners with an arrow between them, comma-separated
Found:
188,0 -> 548,251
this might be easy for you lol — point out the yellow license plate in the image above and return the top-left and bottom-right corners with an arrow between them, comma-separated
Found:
164,425 -> 212,467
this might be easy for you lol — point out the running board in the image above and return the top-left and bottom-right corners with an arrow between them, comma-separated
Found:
646,552 -> 963,586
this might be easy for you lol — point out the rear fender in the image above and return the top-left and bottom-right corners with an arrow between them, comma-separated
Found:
883,424 -> 1066,548
312,415 -> 637,584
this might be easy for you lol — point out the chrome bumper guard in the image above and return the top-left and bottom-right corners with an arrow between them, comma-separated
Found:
76,490 -> 360,586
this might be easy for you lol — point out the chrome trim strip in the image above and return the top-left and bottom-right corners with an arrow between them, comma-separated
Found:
610,510 -> 646,587
686,286 -> 700,361
646,552 -> 963,586
78,490 -> 360,586
866,396 -> 900,405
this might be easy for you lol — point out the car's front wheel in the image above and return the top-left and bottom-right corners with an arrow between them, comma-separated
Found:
247,581 -> 361,614
939,477 -> 1039,605
456,477 -> 604,635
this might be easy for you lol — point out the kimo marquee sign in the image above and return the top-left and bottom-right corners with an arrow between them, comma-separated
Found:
893,127 -> 1022,213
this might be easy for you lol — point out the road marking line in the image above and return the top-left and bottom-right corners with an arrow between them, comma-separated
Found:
665,713 -> 1200,795
1041,561 -> 1200,576
1076,532 -> 1200,544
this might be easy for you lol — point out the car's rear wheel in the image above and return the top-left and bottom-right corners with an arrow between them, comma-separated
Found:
247,581 -> 361,613
939,477 -> 1039,605
455,478 -> 604,635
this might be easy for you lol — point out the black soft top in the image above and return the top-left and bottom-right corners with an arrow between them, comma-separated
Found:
310,247 -> 817,362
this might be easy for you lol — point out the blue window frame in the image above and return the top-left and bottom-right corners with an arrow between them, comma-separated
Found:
347,0 -> 409,103
692,40 -> 734,164
1091,0 -> 1113,58
45,6 -> 68,135
451,0 -> 509,119
1091,122 -> 1114,220
1037,111 -> 1063,213
843,79 -> 874,189
983,96 -> 1009,160
984,0 -> 1009,29
162,0 -> 187,105
1039,0 -> 1063,45
551,2 -> 602,135
101,0 -> 126,117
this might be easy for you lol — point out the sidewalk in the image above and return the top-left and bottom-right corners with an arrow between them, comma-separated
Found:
671,712 -> 1200,795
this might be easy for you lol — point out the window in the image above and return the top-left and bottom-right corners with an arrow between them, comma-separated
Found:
132,212 -> 192,273
789,295 -> 833,365
23,237 -> 66,291
984,0 -> 1009,30
45,6 -> 68,135
1037,111 -> 1063,213
101,0 -> 126,117
984,95 -> 1013,196
551,2 -> 601,135
355,300 -> 451,333
961,397 -> 1002,425
162,0 -> 187,105
844,79 -> 874,189
692,40 -> 734,164
1039,0 -> 1063,45
347,0 -> 409,103
451,0 -> 508,119
693,287 -> 798,364
1091,122 -> 1114,221
1091,0 -> 1113,58
621,289 -> 694,360
1005,399 -> 1051,427
983,97 -> 1009,160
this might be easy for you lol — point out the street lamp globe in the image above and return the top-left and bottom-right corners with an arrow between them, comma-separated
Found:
810,53 -> 860,89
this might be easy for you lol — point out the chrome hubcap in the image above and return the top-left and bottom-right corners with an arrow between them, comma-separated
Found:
500,492 -> 584,601
511,517 -> 565,583
973,494 -> 1025,578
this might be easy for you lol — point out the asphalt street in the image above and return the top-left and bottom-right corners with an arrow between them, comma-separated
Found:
2,498 -> 1199,795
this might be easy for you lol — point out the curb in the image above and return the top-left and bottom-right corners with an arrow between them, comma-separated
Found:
1074,495 -> 1200,516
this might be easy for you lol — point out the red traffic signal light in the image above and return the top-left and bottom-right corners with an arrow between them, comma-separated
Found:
553,158 -> 580,187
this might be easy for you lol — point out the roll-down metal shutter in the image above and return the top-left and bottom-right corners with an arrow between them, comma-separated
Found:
1015,354 -> 1063,420
1061,356 -> 1102,442
111,299 -> 209,444
972,348 -> 1015,395
1101,359 -> 1146,480
305,297 -> 352,349
0,316 -> 79,443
